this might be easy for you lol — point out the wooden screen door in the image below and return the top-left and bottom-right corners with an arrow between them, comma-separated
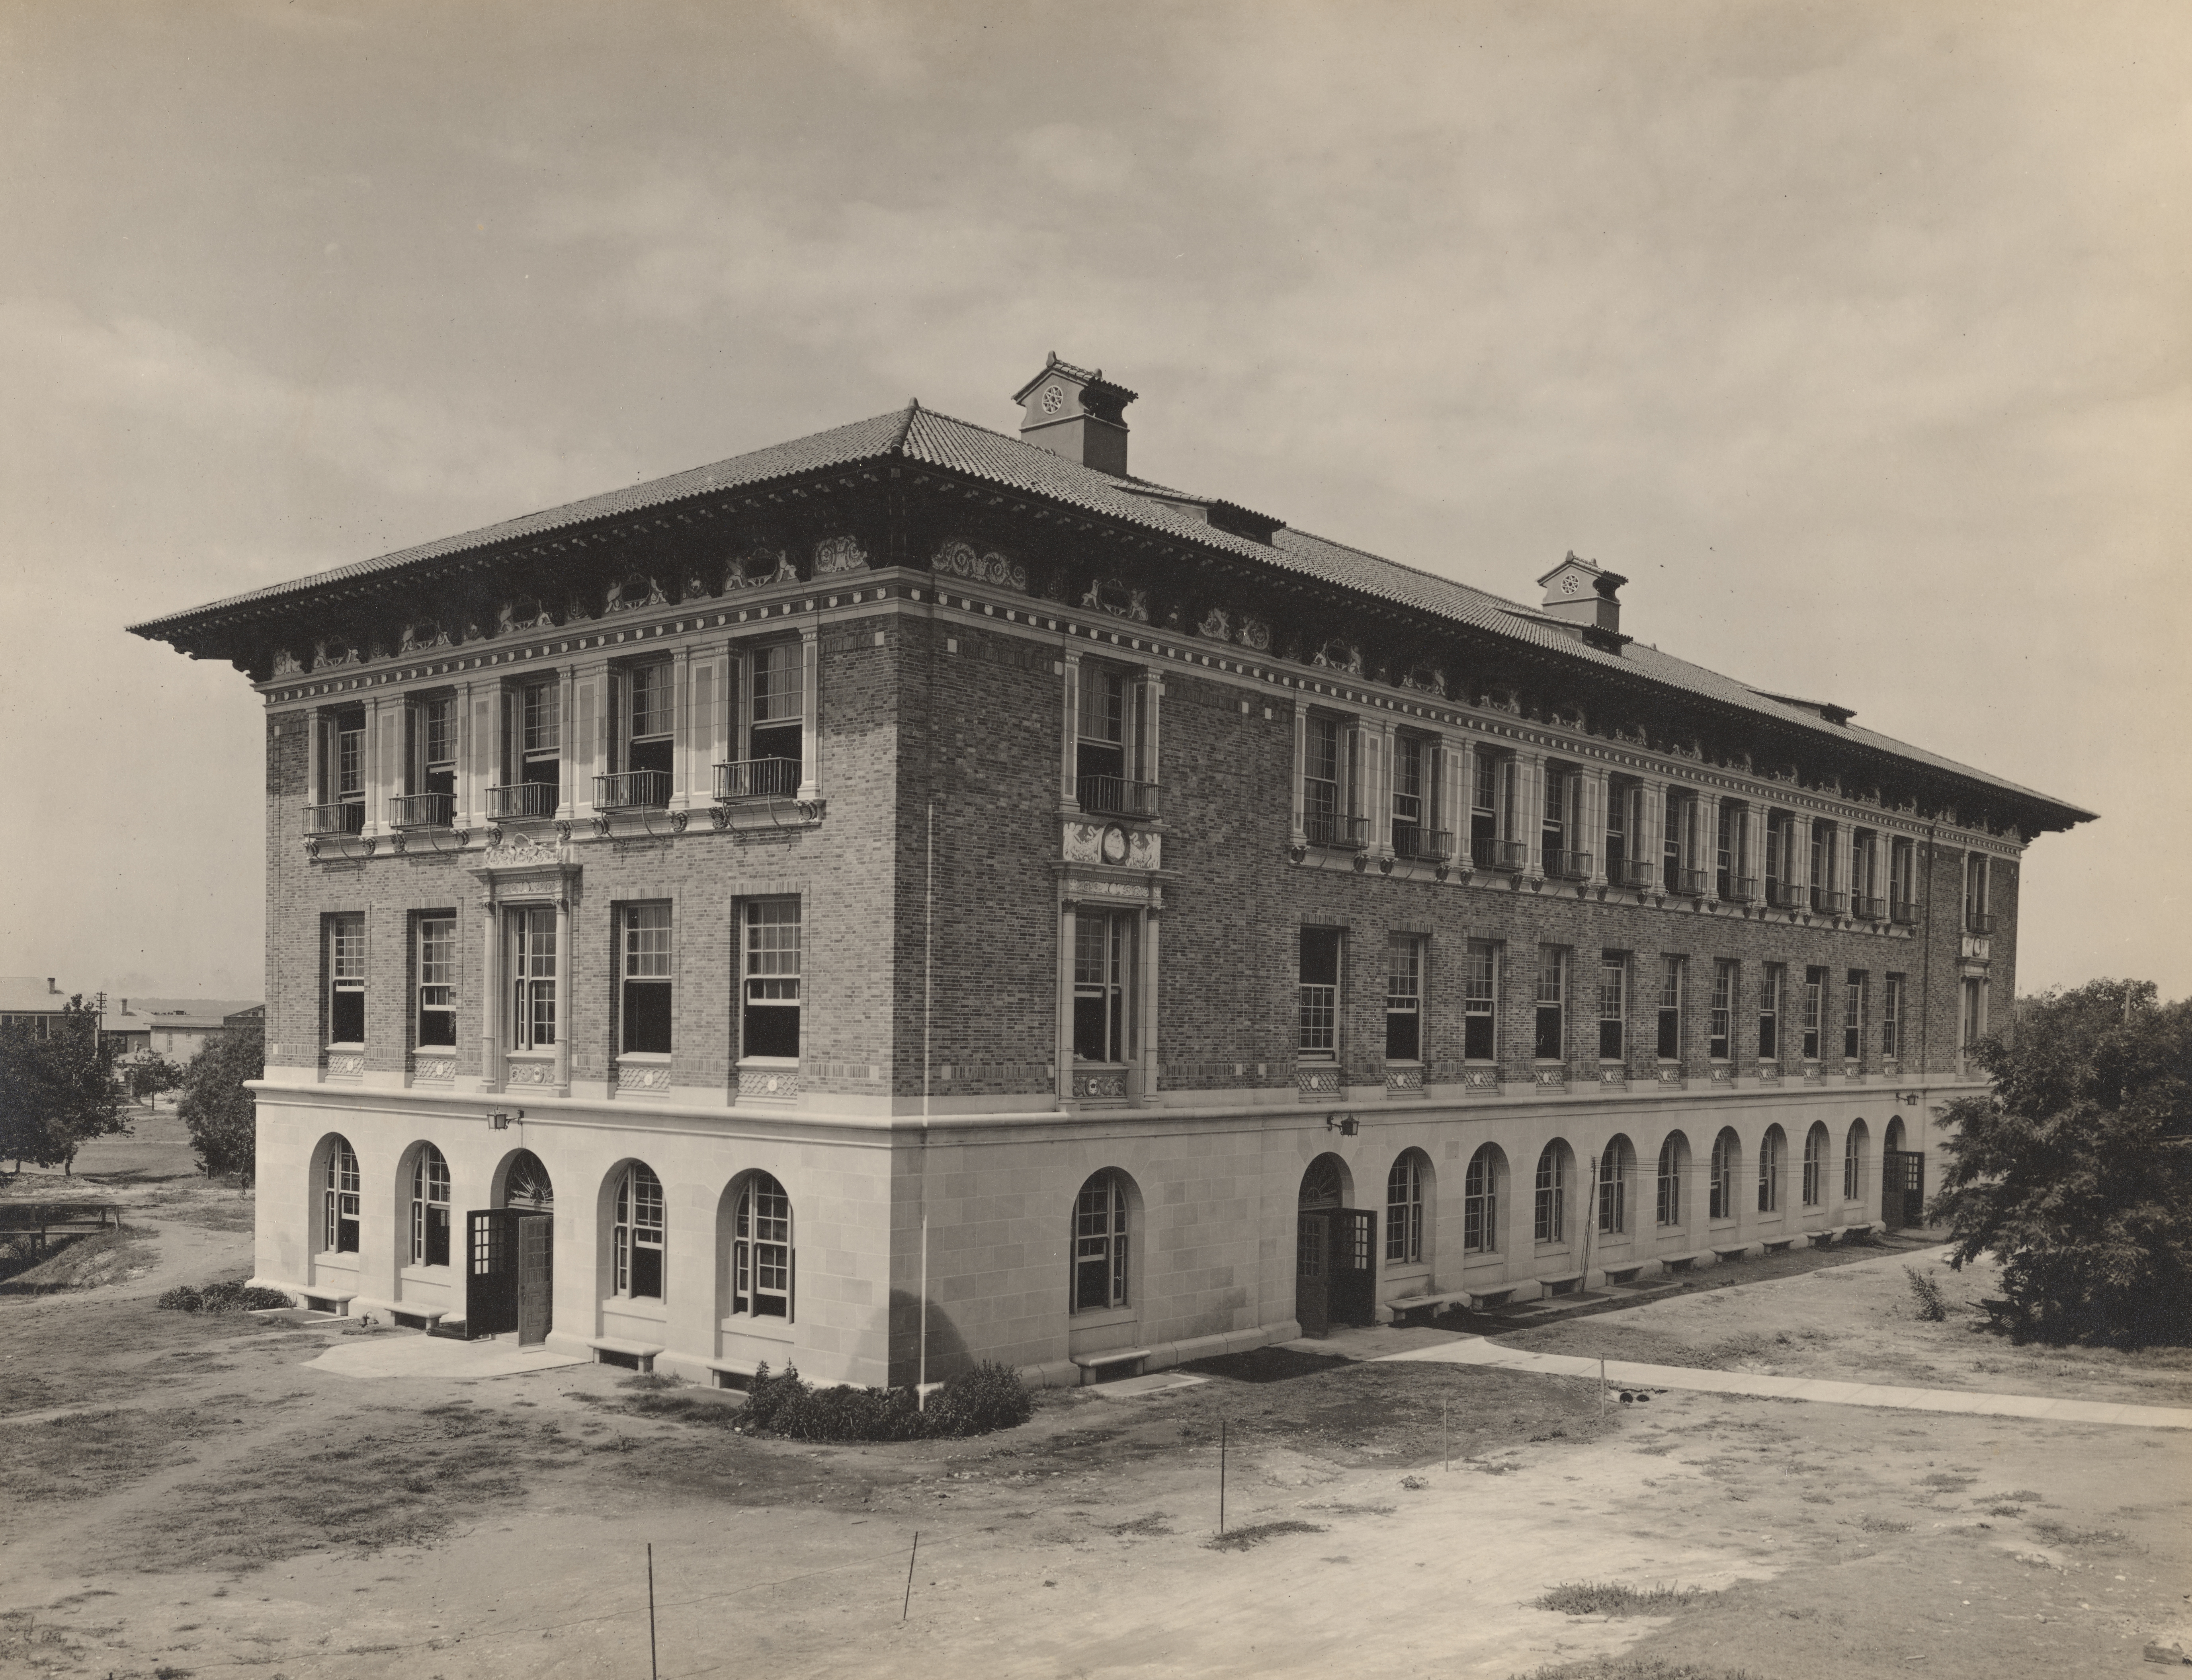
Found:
1295,1212 -> 1330,1337
1882,1151 -> 1925,1231
515,1211 -> 553,1346
466,1209 -> 518,1337
1328,1207 -> 1379,1327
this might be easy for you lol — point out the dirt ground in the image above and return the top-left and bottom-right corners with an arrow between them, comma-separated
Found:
2,1120 -> 2188,1680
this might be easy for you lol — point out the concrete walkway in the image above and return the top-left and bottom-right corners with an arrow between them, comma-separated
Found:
1378,1336 -> 2192,1430
305,1335 -> 588,1381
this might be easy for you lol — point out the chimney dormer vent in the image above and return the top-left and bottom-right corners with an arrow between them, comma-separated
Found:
1012,353 -> 1137,477
1536,552 -> 1630,651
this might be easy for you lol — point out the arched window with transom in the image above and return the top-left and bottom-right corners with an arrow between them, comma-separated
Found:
1073,1172 -> 1133,1313
1534,1141 -> 1570,1244
1386,1151 -> 1429,1265
1464,1146 -> 1502,1254
1597,1136 -> 1635,1235
1709,1128 -> 1740,1221
1802,1122 -> 1831,1208
1843,1120 -> 1869,1204
612,1163 -> 666,1300
410,1143 -> 451,1266
1757,1125 -> 1786,1214
731,1172 -> 792,1319
322,1136 -> 359,1254
1656,1132 -> 1688,1227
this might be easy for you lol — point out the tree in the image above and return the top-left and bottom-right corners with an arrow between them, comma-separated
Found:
178,1023 -> 262,1182
127,1055 -> 186,1108
1934,978 -> 2192,1346
0,999 -> 129,1175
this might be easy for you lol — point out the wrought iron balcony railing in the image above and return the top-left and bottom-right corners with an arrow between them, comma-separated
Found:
1765,880 -> 1804,910
1393,826 -> 1454,863
1078,775 -> 1160,819
1668,866 -> 1709,897
1811,886 -> 1848,915
1305,811 -> 1370,851
387,793 -> 454,831
1966,911 -> 1997,937
1719,874 -> 1758,904
305,800 -> 365,837
1546,848 -> 1593,881
1471,835 -> 1526,872
487,781 -> 558,820
1851,893 -> 1886,920
1610,858 -> 1655,890
1889,898 -> 1920,926
714,757 -> 800,802
595,769 -> 671,812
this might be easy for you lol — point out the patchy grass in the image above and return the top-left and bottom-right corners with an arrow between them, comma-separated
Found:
1514,1660 -> 1765,1680
1536,1581 -> 1711,1617
1104,1512 -> 1175,1536
0,1226 -> 158,1294
10,1407 -> 208,1501
1856,1514 -> 1912,1533
2029,1520 -> 2131,1551
1204,1519 -> 1327,1551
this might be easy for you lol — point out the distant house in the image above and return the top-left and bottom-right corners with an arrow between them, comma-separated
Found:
102,998 -> 264,1065
0,976 -> 76,1041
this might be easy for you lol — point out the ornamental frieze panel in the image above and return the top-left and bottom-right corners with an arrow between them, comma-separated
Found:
499,597 -> 556,636
1311,638 -> 1362,675
727,549 -> 798,590
934,539 -> 1028,592
813,535 -> 869,576
605,573 -> 668,614
1080,576 -> 1147,621
1062,820 -> 1161,872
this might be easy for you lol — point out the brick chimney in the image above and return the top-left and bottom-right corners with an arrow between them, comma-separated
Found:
1012,353 -> 1136,477
1537,553 -> 1627,636
46,977 -> 57,995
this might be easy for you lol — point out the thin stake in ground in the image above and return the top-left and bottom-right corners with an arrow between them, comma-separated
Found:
1218,1418 -> 1227,1535
647,1542 -> 658,1680
902,1530 -> 921,1623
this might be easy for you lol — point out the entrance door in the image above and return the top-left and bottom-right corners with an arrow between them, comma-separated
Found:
1295,1212 -> 1330,1337
466,1208 -> 519,1337
1329,1207 -> 1379,1327
515,1211 -> 554,1346
1882,1151 -> 1926,1231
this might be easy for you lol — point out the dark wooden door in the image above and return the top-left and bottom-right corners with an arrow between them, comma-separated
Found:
466,1209 -> 518,1337
516,1212 -> 553,1346
1882,1151 -> 1926,1230
1295,1211 -> 1330,1337
1330,1207 -> 1379,1327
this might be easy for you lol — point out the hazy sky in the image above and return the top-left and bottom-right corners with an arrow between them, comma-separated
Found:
1,0 -> 2185,1001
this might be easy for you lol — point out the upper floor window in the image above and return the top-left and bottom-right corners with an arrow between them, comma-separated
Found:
1656,956 -> 1685,1061
1850,831 -> 1879,912
1463,940 -> 1498,1061
748,643 -> 803,775
511,907 -> 556,1051
742,898 -> 801,1060
1801,966 -> 1827,1060
1541,765 -> 1569,876
621,903 -> 672,1055
1715,803 -> 1739,899
520,681 -> 561,788
309,705 -> 368,835
1961,977 -> 1986,1048
1758,963 -> 1783,1061
1844,970 -> 1868,1063
1662,790 -> 1691,892
1385,935 -> 1422,1061
1392,733 -> 1427,856
415,914 -> 456,1048
1604,779 -> 1630,878
1303,714 -> 1355,847
1078,661 -> 1131,784
1597,952 -> 1626,1061
1709,959 -> 1736,1061
335,707 -> 365,808
327,915 -> 365,1046
1764,811 -> 1795,903
1073,908 -> 1134,1065
1882,974 -> 1905,1061
1534,948 -> 1566,1061
411,694 -> 456,800
1298,927 -> 1341,1062
1889,838 -> 1917,918
1964,853 -> 1991,933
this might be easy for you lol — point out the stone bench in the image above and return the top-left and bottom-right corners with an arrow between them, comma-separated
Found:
1385,1289 -> 1482,1326
1601,1265 -> 1645,1285
586,1336 -> 665,1373
1072,1347 -> 1151,1383
1711,1244 -> 1752,1263
1538,1272 -> 1586,1297
1762,1239 -> 1795,1255
350,1296 -> 447,1330
704,1357 -> 761,1390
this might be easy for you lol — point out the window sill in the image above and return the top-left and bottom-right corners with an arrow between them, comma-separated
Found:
1068,1303 -> 1139,1330
602,1295 -> 668,1322
1383,1261 -> 1430,1284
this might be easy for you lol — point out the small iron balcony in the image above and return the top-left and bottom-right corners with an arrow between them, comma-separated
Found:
1471,836 -> 1526,872
1668,866 -> 1709,897
388,793 -> 454,831
1393,826 -> 1455,863
1765,881 -> 1804,910
714,758 -> 800,802
1078,775 -> 1160,819
1889,898 -> 1920,926
1549,848 -> 1593,881
487,782 -> 558,820
1851,893 -> 1886,920
305,800 -> 365,837
1720,874 -> 1758,904
595,770 -> 671,812
1610,858 -> 1655,890
1305,811 -> 1370,851
1966,911 -> 1997,936
1811,886 -> 1848,915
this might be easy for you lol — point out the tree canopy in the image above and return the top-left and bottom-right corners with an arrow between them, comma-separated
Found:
1934,978 -> 2192,1345
0,998 -> 130,1173
178,1023 -> 262,1182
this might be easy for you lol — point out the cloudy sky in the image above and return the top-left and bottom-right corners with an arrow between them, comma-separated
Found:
1,0 -> 2185,1002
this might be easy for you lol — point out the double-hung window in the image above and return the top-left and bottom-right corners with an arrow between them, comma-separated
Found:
411,1145 -> 451,1266
327,915 -> 365,1046
324,1138 -> 360,1253
1597,952 -> 1626,1061
415,914 -> 456,1048
1709,959 -> 1735,1061
312,705 -> 367,835
621,904 -> 672,1055
742,899 -> 801,1060
1656,957 -> 1684,1061
1304,716 -> 1348,847
1073,909 -> 1134,1065
1882,975 -> 1905,1061
1463,1148 -> 1497,1252
1469,748 -> 1502,865
1889,839 -> 1917,919
1077,661 -> 1130,786
398,694 -> 457,827
510,908 -> 556,1050
748,644 -> 803,780
612,1163 -> 665,1300
1656,1136 -> 1683,1226
1603,781 -> 1629,880
1662,790 -> 1688,892
1463,941 -> 1497,1061
1392,734 -> 1426,857
1964,854 -> 1991,933
1534,1143 -> 1567,1243
1073,1174 -> 1129,1311
602,662 -> 674,810
1961,977 -> 1986,1048
520,681 -> 561,789
1386,1153 -> 1426,1264
1534,948 -> 1566,1061
1844,970 -> 1868,1064
1758,1128 -> 1783,1214
1758,964 -> 1782,1062
1298,927 -> 1341,1062
1541,765 -> 1567,877
732,1173 -> 792,1318
1385,935 -> 1422,1061
1801,966 -> 1827,1061
1715,803 -> 1738,899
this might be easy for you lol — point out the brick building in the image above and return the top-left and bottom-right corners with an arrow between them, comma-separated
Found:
131,355 -> 2093,1388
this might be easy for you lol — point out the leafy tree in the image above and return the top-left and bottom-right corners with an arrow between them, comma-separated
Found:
126,1055 -> 186,1108
0,999 -> 129,1174
178,1023 -> 262,1182
1934,978 -> 2192,1345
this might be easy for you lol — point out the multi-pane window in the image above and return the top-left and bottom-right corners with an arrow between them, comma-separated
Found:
612,1163 -> 665,1300
1709,1129 -> 1737,1220
742,899 -> 802,1059
328,915 -> 365,1045
1758,964 -> 1783,1061
415,695 -> 457,799
1385,935 -> 1422,1061
1662,790 -> 1689,891
1764,810 -> 1792,900
1964,853 -> 1990,931
1386,1153 -> 1426,1264
334,706 -> 365,816
1716,802 -> 1739,898
1534,948 -> 1566,1061
1392,734 -> 1425,855
1073,909 -> 1134,1065
511,907 -> 556,1051
520,680 -> 561,788
1844,970 -> 1868,1063
411,1144 -> 451,1266
1469,748 -> 1499,854
1533,1142 -> 1567,1243
1298,927 -> 1340,1061
1889,838 -> 1915,913
415,915 -> 456,1048
1843,1121 -> 1866,1202
1802,966 -> 1827,1060
625,662 -> 675,777
1709,959 -> 1735,1061
324,1138 -> 359,1253
749,643 -> 804,772
1882,975 -> 1905,1061
1077,661 -> 1131,785
1305,716 -> 1344,833
1757,1126 -> 1784,1214
1656,956 -> 1684,1061
1597,1137 -> 1632,1235
1540,765 -> 1568,875
1603,782 -> 1629,878
1656,1135 -> 1683,1226
1961,977 -> 1985,1048
621,904 -> 672,1055
1463,1147 -> 1498,1252
1598,952 -> 1626,1061
1802,1122 -> 1829,1207
1463,941 -> 1497,1061
732,1173 -> 792,1318
1073,1173 -> 1129,1311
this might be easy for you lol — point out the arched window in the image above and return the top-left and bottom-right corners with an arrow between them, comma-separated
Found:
731,1173 -> 792,1319
1386,1152 -> 1427,1264
1656,1134 -> 1686,1227
1709,1128 -> 1739,1220
1073,1173 -> 1130,1312
613,1164 -> 666,1300
1757,1125 -> 1785,1214
1802,1122 -> 1831,1207
1597,1136 -> 1634,1235
1463,1147 -> 1499,1253
410,1144 -> 451,1266
323,1137 -> 359,1253
1534,1142 -> 1568,1244
1843,1120 -> 1868,1203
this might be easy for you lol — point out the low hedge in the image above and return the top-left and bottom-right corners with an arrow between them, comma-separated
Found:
742,1359 -> 1034,1442
156,1281 -> 294,1314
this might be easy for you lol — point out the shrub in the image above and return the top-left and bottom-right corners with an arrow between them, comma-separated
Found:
925,1360 -> 1036,1436
156,1281 -> 293,1314
1903,1266 -> 1949,1321
740,1360 -> 1033,1443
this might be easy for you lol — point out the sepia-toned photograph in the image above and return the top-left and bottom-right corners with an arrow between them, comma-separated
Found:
2,4 -> 2186,1676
